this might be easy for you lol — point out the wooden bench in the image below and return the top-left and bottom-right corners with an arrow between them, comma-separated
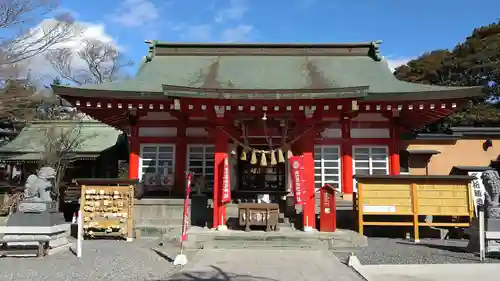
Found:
238,203 -> 279,232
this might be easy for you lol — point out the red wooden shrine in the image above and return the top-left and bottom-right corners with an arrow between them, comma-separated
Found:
53,41 -> 483,231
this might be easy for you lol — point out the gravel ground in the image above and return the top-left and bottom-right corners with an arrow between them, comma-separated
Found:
335,238 -> 500,265
0,239 -> 194,281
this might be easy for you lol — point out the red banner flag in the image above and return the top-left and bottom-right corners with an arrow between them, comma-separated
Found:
221,156 -> 231,203
289,156 -> 306,205
180,172 -> 193,242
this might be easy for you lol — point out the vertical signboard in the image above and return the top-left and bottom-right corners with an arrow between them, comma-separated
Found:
289,156 -> 306,205
468,171 -> 487,216
221,157 -> 231,203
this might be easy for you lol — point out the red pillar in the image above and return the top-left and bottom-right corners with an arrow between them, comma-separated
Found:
389,120 -> 400,175
341,118 -> 353,195
174,124 -> 187,194
128,125 -> 139,179
213,128 -> 228,230
300,128 -> 316,231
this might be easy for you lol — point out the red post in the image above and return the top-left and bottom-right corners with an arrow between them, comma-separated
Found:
389,120 -> 400,175
319,184 -> 337,232
341,118 -> 353,195
128,125 -> 139,179
213,128 -> 228,230
301,128 -> 316,231
174,124 -> 187,194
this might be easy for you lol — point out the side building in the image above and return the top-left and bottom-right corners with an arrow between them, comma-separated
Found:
0,120 -> 126,189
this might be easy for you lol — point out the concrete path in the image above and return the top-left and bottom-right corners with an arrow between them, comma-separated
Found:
351,258 -> 499,281
167,249 -> 364,281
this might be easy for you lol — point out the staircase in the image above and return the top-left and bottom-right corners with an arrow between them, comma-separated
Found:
134,195 -> 356,238
173,227 -> 367,251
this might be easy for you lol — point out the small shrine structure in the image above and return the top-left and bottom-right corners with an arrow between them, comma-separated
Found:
52,41 -> 483,230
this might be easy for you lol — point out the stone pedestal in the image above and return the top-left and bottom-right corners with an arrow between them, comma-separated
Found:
466,207 -> 500,254
0,205 -> 70,257
6,211 -> 66,227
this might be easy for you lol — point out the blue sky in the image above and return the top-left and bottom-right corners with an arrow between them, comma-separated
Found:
59,0 -> 500,71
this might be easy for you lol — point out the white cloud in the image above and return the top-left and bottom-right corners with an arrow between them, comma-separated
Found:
17,20 -> 121,89
215,0 -> 248,23
386,57 -> 413,72
220,24 -> 253,42
160,0 -> 254,42
55,22 -> 120,50
109,0 -> 159,27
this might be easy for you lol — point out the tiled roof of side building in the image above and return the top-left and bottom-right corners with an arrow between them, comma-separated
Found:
0,120 -> 121,154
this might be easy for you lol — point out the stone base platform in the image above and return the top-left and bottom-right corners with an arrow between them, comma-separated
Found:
0,224 -> 71,257
160,227 -> 367,252
132,197 -> 358,239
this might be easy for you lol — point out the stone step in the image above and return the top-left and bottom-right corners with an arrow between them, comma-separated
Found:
134,225 -> 183,238
204,239 -> 327,250
202,234 -> 360,251
135,217 -> 186,226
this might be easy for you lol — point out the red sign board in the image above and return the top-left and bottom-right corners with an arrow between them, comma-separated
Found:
221,157 -> 231,203
180,172 -> 193,242
289,156 -> 305,205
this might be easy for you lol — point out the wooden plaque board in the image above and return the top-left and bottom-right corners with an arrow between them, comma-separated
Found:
79,184 -> 134,241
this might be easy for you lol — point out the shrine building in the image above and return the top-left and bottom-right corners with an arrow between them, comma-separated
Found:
52,41 -> 483,230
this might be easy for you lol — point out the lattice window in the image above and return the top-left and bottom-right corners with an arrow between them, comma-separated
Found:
187,145 -> 214,188
353,146 -> 389,176
139,144 -> 175,186
314,145 -> 342,192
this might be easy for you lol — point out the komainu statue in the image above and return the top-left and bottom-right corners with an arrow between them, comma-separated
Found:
481,170 -> 500,218
18,166 -> 57,213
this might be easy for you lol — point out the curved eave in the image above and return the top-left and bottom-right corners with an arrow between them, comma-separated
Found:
162,84 -> 369,99
51,84 -> 164,99
363,86 -> 484,101
397,100 -> 468,130
53,84 -> 484,102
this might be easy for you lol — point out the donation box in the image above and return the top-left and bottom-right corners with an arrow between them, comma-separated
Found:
319,184 -> 337,232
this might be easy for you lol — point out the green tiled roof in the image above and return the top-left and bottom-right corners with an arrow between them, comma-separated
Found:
0,120 -> 121,154
51,42 -> 483,100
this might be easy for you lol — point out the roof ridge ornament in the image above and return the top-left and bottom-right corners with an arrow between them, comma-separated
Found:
144,40 -> 155,62
369,40 -> 383,61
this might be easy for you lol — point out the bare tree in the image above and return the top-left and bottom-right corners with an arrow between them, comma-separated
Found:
0,79 -> 40,121
0,0 -> 78,70
0,1 -> 80,123
45,39 -> 133,85
39,120 -> 94,201
0,78 -> 78,123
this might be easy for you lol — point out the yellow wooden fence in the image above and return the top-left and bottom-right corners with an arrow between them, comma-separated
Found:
355,175 -> 474,242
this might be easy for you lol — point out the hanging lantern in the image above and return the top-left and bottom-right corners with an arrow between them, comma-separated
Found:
260,151 -> 268,166
240,149 -> 247,161
270,150 -> 277,165
351,100 -> 359,111
287,149 -> 294,159
277,148 -> 285,163
250,150 -> 257,165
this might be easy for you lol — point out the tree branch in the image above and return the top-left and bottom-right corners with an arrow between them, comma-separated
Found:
46,39 -> 133,85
